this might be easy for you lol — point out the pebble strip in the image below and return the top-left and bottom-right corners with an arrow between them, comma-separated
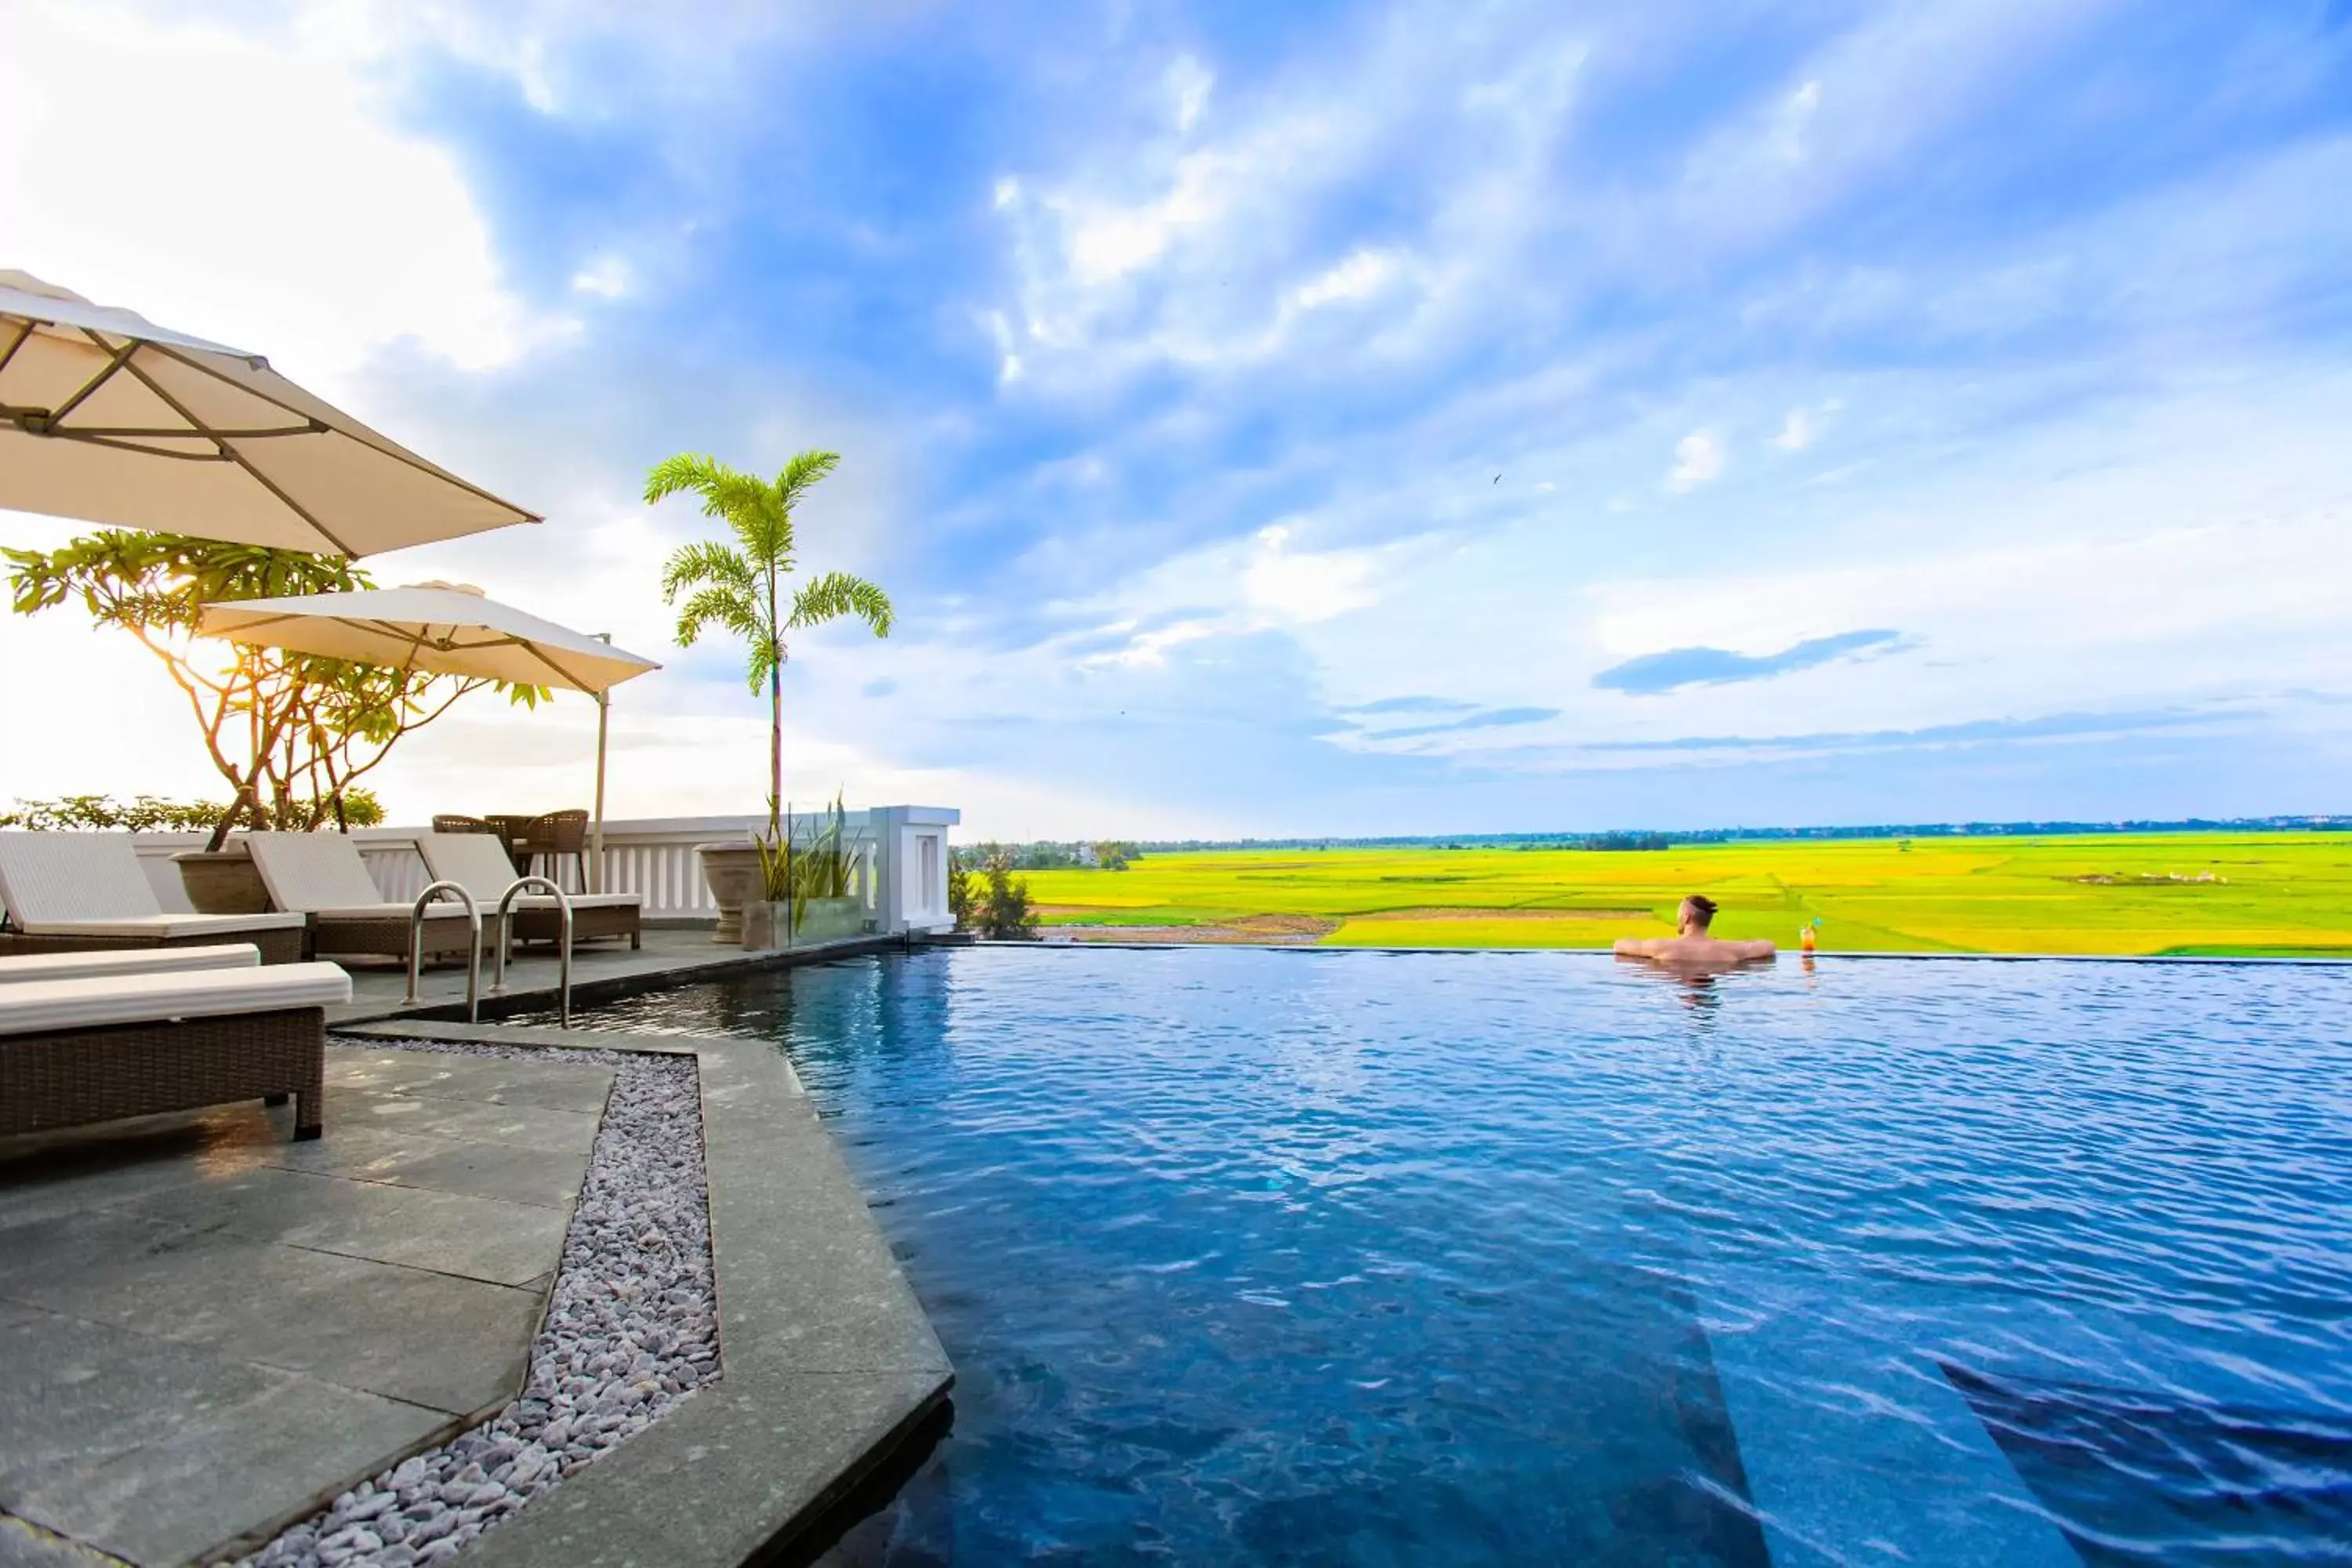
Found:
240,1040 -> 719,1568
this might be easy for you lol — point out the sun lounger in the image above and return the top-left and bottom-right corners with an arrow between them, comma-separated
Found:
245,833 -> 481,965
0,960 -> 350,1141
0,833 -> 307,963
0,943 -> 260,984
416,831 -> 643,949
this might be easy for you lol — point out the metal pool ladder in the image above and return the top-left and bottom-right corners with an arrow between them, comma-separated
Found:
405,880 -> 484,1022
489,875 -> 575,1028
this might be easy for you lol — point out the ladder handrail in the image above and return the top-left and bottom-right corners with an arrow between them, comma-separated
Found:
405,880 -> 484,1022
490,875 -> 574,1027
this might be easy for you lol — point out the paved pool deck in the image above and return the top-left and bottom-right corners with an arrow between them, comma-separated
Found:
327,925 -> 902,1029
0,1051 -> 611,1564
0,932 -> 953,1567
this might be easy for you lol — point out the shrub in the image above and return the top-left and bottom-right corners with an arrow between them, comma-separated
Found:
976,851 -> 1037,939
0,790 -> 383,832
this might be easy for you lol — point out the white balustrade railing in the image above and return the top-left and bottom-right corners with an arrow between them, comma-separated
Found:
128,807 -> 961,932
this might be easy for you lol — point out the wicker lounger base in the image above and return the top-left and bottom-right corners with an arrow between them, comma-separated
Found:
510,903 -> 641,949
0,1006 -> 325,1142
0,925 -> 307,966
309,918 -> 479,965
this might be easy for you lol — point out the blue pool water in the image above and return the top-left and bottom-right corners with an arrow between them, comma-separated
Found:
564,948 -> 2352,1564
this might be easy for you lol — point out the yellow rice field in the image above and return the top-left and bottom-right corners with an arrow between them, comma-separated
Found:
1019,834 -> 2352,956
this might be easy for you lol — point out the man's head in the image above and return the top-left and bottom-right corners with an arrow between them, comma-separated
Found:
1677,895 -> 1718,935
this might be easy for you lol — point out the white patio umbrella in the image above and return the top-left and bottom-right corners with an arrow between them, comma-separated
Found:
1,270 -> 539,555
197,583 -> 661,887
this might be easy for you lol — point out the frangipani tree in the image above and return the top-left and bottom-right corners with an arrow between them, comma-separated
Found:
5,532 -> 542,848
648,449 -> 892,852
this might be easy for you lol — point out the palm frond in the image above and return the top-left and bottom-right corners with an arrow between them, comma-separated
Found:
775,449 -> 842,511
673,585 -> 763,652
786,571 -> 894,636
643,452 -> 729,506
659,540 -> 757,604
647,453 -> 779,537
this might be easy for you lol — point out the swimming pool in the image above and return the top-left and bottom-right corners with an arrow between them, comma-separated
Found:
561,948 -> 2352,1564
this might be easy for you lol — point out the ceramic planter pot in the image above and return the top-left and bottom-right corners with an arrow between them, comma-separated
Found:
741,898 -> 789,953
176,848 -> 271,915
696,842 -> 764,945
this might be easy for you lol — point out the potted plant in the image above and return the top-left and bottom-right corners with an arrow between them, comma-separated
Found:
648,448 -> 892,947
696,840 -> 764,945
789,793 -> 869,943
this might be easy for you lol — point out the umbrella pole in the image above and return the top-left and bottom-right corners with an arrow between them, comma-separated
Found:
591,634 -> 612,895
593,688 -> 609,895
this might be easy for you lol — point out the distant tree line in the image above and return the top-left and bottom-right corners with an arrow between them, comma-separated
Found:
1581,831 -> 1673,851
956,840 -> 1142,872
1124,815 -> 2347,853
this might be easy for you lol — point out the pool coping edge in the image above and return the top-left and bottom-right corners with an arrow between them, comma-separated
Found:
360,1021 -> 954,1568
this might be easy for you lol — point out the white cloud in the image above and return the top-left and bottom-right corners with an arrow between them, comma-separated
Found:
1665,428 -> 1726,493
985,310 -> 1025,384
1167,54 -> 1215,133
570,256 -> 633,299
1243,525 -> 1380,622
1286,250 -> 1397,312
1773,80 -> 1822,161
1775,397 -> 1845,450
0,5 -> 575,391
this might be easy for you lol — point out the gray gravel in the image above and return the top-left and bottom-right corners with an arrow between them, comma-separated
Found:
240,1040 -> 718,1568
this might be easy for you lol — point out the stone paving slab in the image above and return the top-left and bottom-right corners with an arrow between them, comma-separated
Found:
326,1051 -> 621,1116
0,1047 -> 614,1566
111,1164 -> 570,1288
0,1306 -> 449,1567
0,1210 -> 545,1416
262,1123 -> 590,1212
0,1511 -> 118,1567
331,1091 -> 601,1159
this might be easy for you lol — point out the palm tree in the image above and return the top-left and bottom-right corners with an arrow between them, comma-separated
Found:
647,449 -> 892,840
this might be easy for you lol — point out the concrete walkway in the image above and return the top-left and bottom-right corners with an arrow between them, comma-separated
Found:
0,1051 -> 613,1565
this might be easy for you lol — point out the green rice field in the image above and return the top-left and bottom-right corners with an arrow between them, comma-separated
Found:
1020,833 -> 2352,956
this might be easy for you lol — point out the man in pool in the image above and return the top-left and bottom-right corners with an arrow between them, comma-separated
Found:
1614,895 -> 1776,967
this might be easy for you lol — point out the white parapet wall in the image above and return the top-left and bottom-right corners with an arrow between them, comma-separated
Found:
129,805 -> 962,931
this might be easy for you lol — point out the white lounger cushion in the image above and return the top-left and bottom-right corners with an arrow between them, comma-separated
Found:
503,892 -> 638,910
310,904 -> 481,923
0,831 -> 306,931
18,912 -> 307,940
246,833 -> 402,916
0,945 -> 259,984
0,961 -> 351,1036
416,833 -> 641,910
0,830 -> 168,923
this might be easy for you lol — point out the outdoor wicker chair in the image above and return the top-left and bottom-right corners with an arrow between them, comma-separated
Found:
515,809 -> 591,893
485,815 -> 535,873
432,814 -> 497,836
245,833 -> 481,966
0,943 -> 260,985
0,833 -> 307,964
0,960 -> 351,1141
416,832 -> 642,949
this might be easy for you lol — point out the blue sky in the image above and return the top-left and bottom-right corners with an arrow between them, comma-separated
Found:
4,1 -> 2350,837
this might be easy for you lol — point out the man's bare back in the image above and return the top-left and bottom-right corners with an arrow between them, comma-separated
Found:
1613,895 -> 1775,967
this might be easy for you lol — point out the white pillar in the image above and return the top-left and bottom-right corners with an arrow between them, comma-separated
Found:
872,805 -> 960,934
